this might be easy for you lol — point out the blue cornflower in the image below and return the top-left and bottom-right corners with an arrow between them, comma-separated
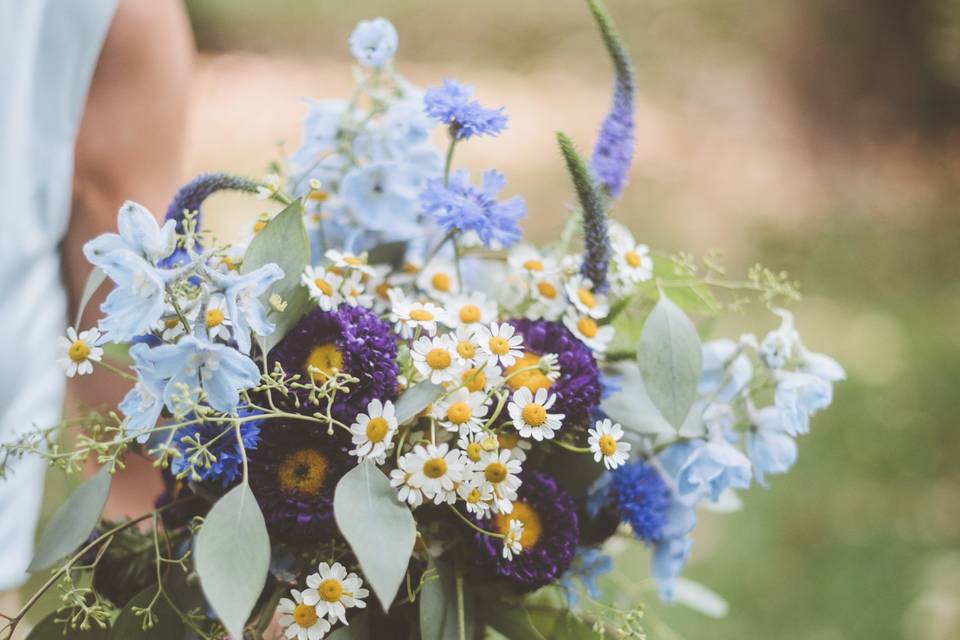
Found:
420,169 -> 525,249
773,371 -> 833,436
423,79 -> 507,139
340,161 -> 422,235
746,405 -> 798,487
204,263 -> 284,354
675,432 -> 752,502
609,460 -> 672,543
84,201 -> 177,265
120,343 -> 168,442
170,412 -> 262,487
560,547 -> 613,607
138,336 -> 261,414
349,18 -> 398,68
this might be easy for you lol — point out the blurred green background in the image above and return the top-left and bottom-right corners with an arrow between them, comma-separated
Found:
27,1 -> 960,638
183,0 -> 960,638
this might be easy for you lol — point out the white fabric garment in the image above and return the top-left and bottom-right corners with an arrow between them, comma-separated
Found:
0,0 -> 117,590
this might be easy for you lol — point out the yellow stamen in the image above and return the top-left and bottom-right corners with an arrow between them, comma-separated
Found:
625,249 -> 642,268
505,352 -> 553,393
305,343 -> 343,383
577,287 -> 597,309
462,368 -> 486,392
277,449 -> 328,496
410,309 -> 434,322
343,256 -> 362,266
426,348 -> 452,370
366,417 -> 390,443
599,434 -> 618,456
484,462 -> 508,483
423,457 -> 448,479
458,304 -> 481,324
536,281 -> 557,300
68,340 -> 91,363
205,308 -> 225,328
446,402 -> 472,425
430,273 -> 452,292
293,603 -> 318,628
522,259 -> 544,272
495,502 -> 542,548
456,341 -> 476,360
318,578 -> 343,603
314,278 -> 333,296
466,442 -> 482,462
576,316 -> 598,338
488,336 -> 510,356
521,403 -> 547,426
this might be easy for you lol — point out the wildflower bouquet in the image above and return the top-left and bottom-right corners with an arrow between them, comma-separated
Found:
0,2 -> 844,639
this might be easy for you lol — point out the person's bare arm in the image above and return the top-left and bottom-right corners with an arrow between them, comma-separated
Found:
65,0 -> 194,518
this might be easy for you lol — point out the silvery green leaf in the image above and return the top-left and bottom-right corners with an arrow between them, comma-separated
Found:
419,558 -> 475,640
241,200 -> 310,353
334,460 -> 416,610
327,613 -> 369,639
75,266 -> 107,329
485,603 -> 545,640
672,578 -> 729,618
600,362 -> 674,438
29,467 -> 111,572
194,483 -> 270,639
395,382 -> 443,425
637,293 -> 702,429
110,586 -> 186,639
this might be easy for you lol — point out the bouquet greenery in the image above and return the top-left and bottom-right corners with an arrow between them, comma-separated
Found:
0,1 -> 842,639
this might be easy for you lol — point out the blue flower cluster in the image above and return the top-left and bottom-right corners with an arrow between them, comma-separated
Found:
420,170 -> 526,249
423,79 -> 507,139
169,412 -> 263,487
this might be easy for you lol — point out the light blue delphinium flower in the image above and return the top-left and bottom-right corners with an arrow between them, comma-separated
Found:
746,404 -> 799,487
675,430 -> 752,502
560,547 -> 613,607
139,336 -> 261,414
698,339 -> 753,402
119,342 -> 168,442
83,201 -> 177,265
340,161 -> 422,234
799,344 -> 846,382
288,100 -> 348,178
423,79 -> 507,139
773,370 -> 833,436
420,169 -> 525,249
349,18 -> 398,69
204,263 -> 284,354
652,533 -> 694,601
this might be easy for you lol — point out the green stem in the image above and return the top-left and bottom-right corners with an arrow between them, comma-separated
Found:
455,564 -> 466,640
443,138 -> 459,186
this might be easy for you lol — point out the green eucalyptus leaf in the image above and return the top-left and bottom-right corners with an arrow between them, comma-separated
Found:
637,293 -> 702,429
26,611 -> 109,639
29,467 -> 111,572
395,382 -> 443,425
333,460 -> 416,611
366,240 -> 407,268
600,362 -> 675,438
75,266 -> 107,328
327,613 -> 369,640
194,483 -> 270,639
484,603 -> 544,640
110,585 -> 186,640
241,200 -> 310,353
419,558 -> 475,640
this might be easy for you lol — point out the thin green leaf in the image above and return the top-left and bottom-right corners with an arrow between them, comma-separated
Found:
637,293 -> 702,429
333,461 -> 416,611
419,558 -> 475,640
194,483 -> 270,639
110,585 -> 186,640
75,266 -> 107,329
395,382 -> 443,425
29,467 -> 111,572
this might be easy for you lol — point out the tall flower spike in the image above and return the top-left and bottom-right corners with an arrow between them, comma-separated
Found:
557,132 -> 611,293
163,172 -> 261,234
586,0 -> 635,199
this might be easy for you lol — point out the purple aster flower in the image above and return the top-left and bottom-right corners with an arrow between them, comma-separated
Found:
420,169 -> 525,249
469,470 -> 578,592
423,79 -> 507,139
248,422 -> 353,544
505,319 -> 602,428
170,411 -> 263,488
609,461 -> 671,543
270,305 -> 399,424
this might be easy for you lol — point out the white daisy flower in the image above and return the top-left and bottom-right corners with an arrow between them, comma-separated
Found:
457,431 -> 500,465
203,294 -> 232,341
445,293 -> 497,331
587,419 -> 631,470
494,430 -> 532,462
405,443 -> 465,505
564,274 -> 609,319
302,266 -> 344,311
390,454 -> 424,508
277,588 -> 331,640
562,311 -> 615,353
340,271 -> 374,308
303,562 -> 369,626
474,449 -> 523,513
411,334 -> 462,384
450,326 -> 483,367
58,327 -> 104,378
365,264 -> 394,313
458,479 -> 495,518
433,388 -> 490,434
507,244 -> 559,278
416,259 -> 459,299
349,399 -> 398,464
502,519 -> 525,560
208,244 -> 245,273
507,387 -> 565,441
256,172 -> 282,200
457,361 -> 504,394
388,289 -> 445,338
526,275 -> 567,321
475,322 -> 524,367
612,240 -> 653,285
324,249 -> 375,277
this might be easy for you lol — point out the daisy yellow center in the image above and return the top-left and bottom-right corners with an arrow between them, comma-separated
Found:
599,434 -> 618,456
277,449 -> 328,496
505,352 -> 553,393
466,442 -> 483,462
536,281 -> 557,300
488,336 -> 510,356
456,341 -> 476,360
423,457 -> 448,479
431,273 -> 452,292
366,417 -> 390,443
221,256 -> 238,271
343,256 -> 362,266
253,220 -> 268,234
522,259 -> 544,272
484,462 -> 508,483
318,578 -> 343,603
446,401 -> 472,425
402,262 -> 419,274
462,368 -> 486,392
498,431 -> 520,449
521,403 -> 547,426
624,250 -> 642,268
308,189 -> 329,202
576,316 -> 598,338
305,343 -> 343,383
205,308 -> 225,328
68,340 -> 91,363
410,309 -> 434,322
293,603 -> 318,628
467,488 -> 483,504
577,287 -> 597,309
375,283 -> 390,299
163,317 -> 180,329
458,304 -> 482,324
314,278 -> 333,296
426,348 -> 452,370
495,502 -> 542,548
